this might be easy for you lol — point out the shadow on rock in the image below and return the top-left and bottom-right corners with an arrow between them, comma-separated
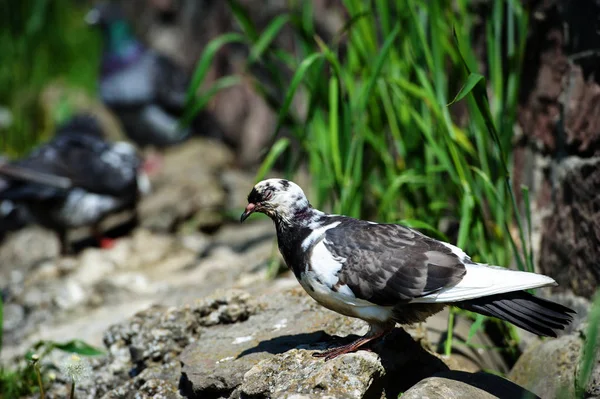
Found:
237,331 -> 331,358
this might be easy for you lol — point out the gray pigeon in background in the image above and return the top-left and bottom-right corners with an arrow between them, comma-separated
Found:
241,179 -> 575,360
86,1 -> 223,150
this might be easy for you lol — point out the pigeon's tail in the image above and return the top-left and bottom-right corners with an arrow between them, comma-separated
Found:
455,290 -> 575,337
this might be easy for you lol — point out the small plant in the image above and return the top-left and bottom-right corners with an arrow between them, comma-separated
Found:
60,354 -> 92,399
31,354 -> 45,399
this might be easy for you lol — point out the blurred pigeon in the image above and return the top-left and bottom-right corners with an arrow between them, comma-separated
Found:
0,115 -> 150,254
0,173 -> 32,238
241,179 -> 575,360
86,2 -> 221,150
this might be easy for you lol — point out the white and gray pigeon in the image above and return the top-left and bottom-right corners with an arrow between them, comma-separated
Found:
241,179 -> 575,360
0,115 -> 150,254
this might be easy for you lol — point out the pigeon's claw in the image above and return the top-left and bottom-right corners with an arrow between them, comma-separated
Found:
312,324 -> 393,361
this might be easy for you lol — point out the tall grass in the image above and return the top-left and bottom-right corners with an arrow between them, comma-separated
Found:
0,0 -> 101,157
214,0 -> 530,271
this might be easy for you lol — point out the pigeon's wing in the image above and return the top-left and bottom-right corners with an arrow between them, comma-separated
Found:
54,135 -> 138,196
324,221 -> 467,306
100,54 -> 156,106
2,135 -> 138,199
0,146 -> 72,201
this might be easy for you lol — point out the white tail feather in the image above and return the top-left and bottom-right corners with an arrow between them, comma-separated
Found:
411,263 -> 557,303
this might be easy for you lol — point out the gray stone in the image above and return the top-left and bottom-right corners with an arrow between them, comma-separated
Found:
402,371 -> 540,399
241,351 -> 384,399
138,138 -> 232,232
509,330 -> 600,398
539,156 -> 600,298
179,288 -> 455,399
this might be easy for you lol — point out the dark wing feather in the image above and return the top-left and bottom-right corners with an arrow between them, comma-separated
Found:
324,219 -> 467,306
0,134 -> 138,200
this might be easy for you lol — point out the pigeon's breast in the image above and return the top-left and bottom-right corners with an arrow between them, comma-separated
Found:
54,189 -> 131,227
298,240 -> 394,324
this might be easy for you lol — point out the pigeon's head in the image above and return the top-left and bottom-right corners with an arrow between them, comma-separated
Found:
241,179 -> 310,224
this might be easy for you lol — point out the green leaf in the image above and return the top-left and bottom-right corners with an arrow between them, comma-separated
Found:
186,33 -> 246,105
182,75 -> 242,126
52,340 -> 105,356
447,72 -> 485,106
248,14 -> 290,64
272,52 -> 324,138
466,314 -> 487,344
255,138 -> 291,182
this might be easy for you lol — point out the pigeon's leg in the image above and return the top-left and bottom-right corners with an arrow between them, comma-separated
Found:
57,229 -> 72,255
91,225 -> 115,249
313,322 -> 394,361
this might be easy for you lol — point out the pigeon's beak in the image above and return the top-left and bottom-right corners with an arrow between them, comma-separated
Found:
240,203 -> 256,223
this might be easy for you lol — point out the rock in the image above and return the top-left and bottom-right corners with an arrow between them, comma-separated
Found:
509,330 -> 600,398
99,361 -> 183,399
2,303 -> 25,331
0,227 -> 59,290
402,371 -> 540,399
539,156 -> 600,298
103,289 -> 258,376
241,351 -> 384,399
179,288 -> 456,399
139,139 -> 232,232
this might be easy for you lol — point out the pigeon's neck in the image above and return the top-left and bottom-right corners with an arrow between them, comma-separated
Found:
100,20 -> 144,76
274,205 -> 326,279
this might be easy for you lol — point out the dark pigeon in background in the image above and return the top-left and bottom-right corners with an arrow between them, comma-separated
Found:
241,179 -> 575,360
86,1 -> 223,151
0,114 -> 150,254
0,171 -> 32,239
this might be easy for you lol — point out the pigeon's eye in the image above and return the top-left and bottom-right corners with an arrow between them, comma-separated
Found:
263,190 -> 274,201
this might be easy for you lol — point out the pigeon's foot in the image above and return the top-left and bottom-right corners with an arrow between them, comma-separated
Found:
142,151 -> 163,177
99,237 -> 116,249
312,322 -> 394,361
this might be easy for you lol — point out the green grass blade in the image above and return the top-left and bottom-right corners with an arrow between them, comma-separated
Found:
248,14 -> 290,64
328,76 -> 343,182
182,75 -> 242,126
577,289 -> 600,398
356,23 -> 400,112
447,72 -> 485,106
467,314 -> 487,345
272,52 -> 324,138
226,0 -> 259,41
186,33 -> 246,104
255,138 -> 291,181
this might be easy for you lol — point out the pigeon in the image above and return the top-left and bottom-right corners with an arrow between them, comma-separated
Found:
86,2 -> 221,150
0,179 -> 32,238
0,115 -> 150,254
241,179 -> 575,360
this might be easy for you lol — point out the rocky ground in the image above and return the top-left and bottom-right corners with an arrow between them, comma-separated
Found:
1,138 -> 598,398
